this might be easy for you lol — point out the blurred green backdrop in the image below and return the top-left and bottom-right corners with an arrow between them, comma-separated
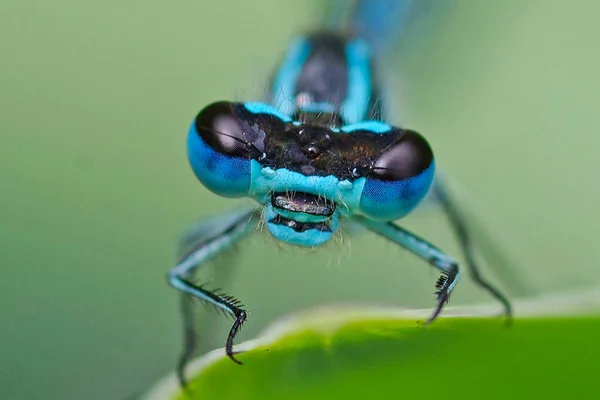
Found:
2,1 -> 599,399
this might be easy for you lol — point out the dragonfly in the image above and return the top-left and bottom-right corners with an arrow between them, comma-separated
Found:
169,0 -> 513,386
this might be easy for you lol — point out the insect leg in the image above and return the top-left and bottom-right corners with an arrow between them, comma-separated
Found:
432,178 -> 513,321
176,213 -> 246,370
168,208 -> 259,386
360,218 -> 460,324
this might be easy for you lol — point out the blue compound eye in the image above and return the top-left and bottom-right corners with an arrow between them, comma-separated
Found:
187,101 -> 255,198
359,129 -> 435,221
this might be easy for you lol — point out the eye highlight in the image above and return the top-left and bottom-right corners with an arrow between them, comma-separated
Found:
187,101 -> 253,198
195,101 -> 252,158
358,129 -> 435,221
369,129 -> 433,180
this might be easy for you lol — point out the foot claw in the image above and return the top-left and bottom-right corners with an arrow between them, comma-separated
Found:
225,310 -> 247,365
227,350 -> 244,365
425,274 -> 453,325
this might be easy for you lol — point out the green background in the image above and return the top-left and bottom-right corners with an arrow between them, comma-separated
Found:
1,1 -> 599,399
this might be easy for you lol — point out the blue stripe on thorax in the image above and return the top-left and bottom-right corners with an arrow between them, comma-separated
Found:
271,38 -> 311,117
270,36 -> 373,125
341,39 -> 372,124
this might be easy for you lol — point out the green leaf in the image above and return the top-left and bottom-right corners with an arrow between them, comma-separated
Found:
143,293 -> 600,400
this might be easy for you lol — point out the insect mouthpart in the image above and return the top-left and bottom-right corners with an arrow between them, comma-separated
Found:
271,191 -> 336,217
269,214 -> 332,233
265,191 -> 338,245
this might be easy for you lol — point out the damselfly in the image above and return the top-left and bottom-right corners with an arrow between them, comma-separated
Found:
169,0 -> 512,385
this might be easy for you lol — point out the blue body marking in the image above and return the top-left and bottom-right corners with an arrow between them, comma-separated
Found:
187,122 -> 250,198
263,203 -> 340,247
341,39 -> 372,124
243,102 -> 292,122
249,160 -> 365,213
360,162 -> 435,221
340,121 -> 391,134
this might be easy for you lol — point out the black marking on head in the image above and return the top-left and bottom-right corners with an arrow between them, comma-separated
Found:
199,102 -> 433,181
194,101 -> 266,158
368,130 -> 433,180
261,122 -> 432,181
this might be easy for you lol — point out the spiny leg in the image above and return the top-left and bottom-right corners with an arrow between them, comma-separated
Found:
176,224 -> 243,373
168,208 -> 259,386
432,179 -> 513,321
360,218 -> 460,324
